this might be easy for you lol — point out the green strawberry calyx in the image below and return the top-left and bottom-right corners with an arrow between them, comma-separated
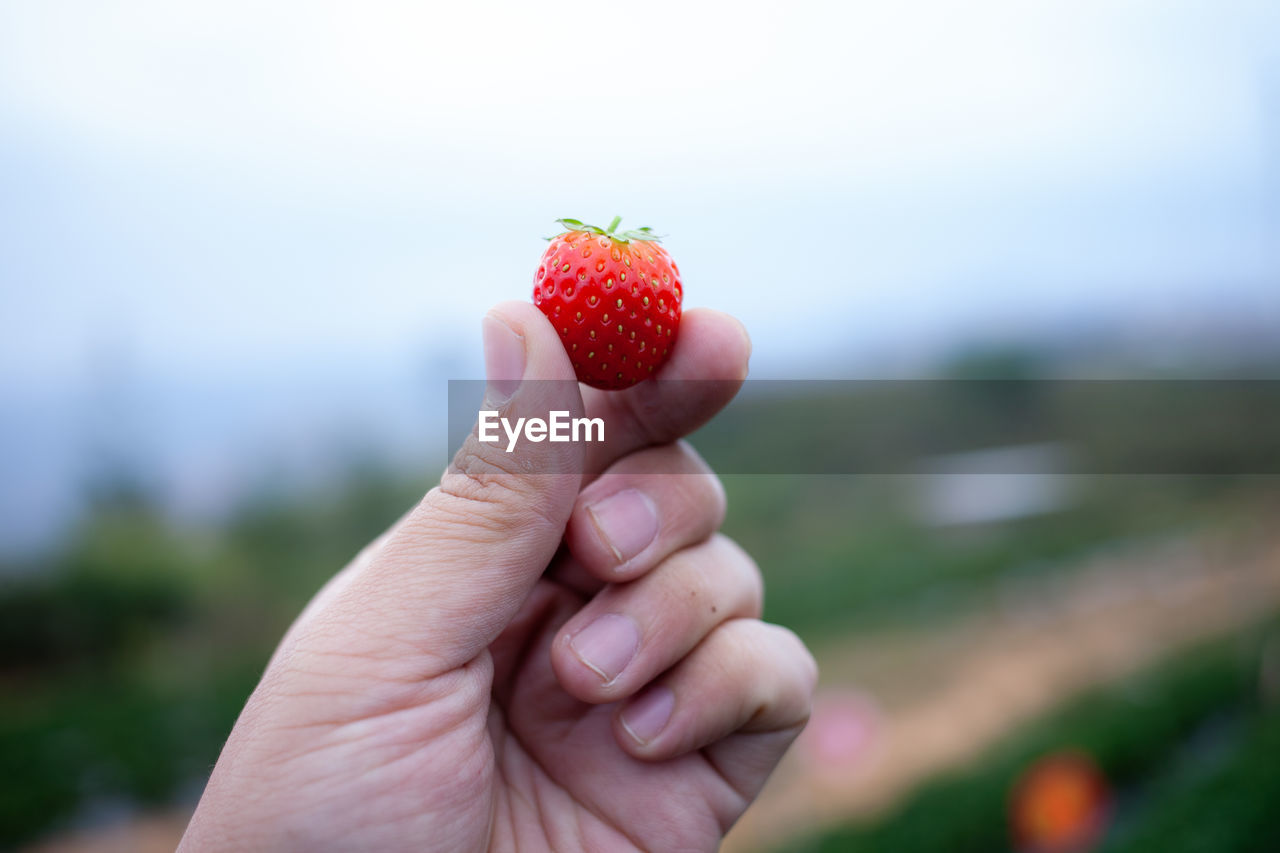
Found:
553,216 -> 663,244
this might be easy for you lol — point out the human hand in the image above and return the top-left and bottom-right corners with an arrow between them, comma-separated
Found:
180,302 -> 816,851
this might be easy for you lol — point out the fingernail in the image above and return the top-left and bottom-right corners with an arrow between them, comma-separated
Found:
570,613 -> 639,683
482,314 -> 525,405
585,489 -> 659,567
621,686 -> 674,744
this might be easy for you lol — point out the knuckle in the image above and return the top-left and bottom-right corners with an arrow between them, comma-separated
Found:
765,623 -> 819,697
740,622 -> 817,730
447,435 -> 536,490
619,382 -> 675,447
701,473 -> 728,530
673,441 -> 726,526
428,445 -> 567,535
646,535 -> 763,626
711,534 -> 764,616
674,438 -> 714,475
706,619 -> 816,730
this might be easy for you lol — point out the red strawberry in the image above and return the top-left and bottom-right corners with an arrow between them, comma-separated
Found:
532,216 -> 683,390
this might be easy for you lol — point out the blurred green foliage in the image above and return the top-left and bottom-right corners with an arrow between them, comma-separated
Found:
796,623 -> 1280,853
0,466 -> 428,846
722,474 -> 1253,641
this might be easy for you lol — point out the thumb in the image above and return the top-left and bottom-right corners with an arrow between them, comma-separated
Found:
343,301 -> 585,673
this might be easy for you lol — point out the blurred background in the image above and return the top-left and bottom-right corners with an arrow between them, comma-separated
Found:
2,1 -> 1279,850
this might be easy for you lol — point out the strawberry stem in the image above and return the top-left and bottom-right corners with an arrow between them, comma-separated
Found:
551,217 -> 663,244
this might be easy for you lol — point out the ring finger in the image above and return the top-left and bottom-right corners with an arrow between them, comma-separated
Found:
551,534 -> 762,704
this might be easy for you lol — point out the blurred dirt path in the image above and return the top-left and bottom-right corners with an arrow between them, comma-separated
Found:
723,528 -> 1280,852
23,812 -> 192,853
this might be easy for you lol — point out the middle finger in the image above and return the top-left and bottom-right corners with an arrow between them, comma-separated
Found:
563,440 -> 726,585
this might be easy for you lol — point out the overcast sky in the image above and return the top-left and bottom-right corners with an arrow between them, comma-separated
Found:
1,0 -> 1278,547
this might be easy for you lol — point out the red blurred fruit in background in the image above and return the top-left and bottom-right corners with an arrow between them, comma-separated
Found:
1009,750 -> 1111,853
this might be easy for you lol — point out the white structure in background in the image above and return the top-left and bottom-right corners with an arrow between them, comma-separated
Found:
913,443 -> 1076,527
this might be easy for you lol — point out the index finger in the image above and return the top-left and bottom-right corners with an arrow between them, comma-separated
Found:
580,307 -> 751,477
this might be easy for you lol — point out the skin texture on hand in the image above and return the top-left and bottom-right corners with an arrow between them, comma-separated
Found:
179,302 -> 817,852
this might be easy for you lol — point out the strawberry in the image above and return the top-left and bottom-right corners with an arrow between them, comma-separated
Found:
532,216 -> 683,390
